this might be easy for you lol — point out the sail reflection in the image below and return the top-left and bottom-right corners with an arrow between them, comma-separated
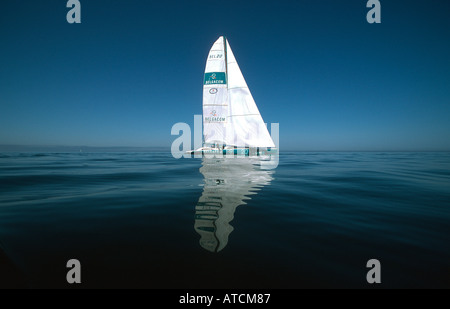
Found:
194,157 -> 274,252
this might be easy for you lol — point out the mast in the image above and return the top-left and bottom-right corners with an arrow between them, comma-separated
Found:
223,36 -> 228,87
223,35 -> 228,148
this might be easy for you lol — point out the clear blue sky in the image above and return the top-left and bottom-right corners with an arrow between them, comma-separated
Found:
1,0 -> 449,151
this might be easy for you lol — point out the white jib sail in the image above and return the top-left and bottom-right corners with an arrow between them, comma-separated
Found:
202,37 -> 275,148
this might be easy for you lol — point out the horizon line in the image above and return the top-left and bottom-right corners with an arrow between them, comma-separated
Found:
0,144 -> 449,153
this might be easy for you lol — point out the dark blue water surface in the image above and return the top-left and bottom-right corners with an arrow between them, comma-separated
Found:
0,152 -> 449,288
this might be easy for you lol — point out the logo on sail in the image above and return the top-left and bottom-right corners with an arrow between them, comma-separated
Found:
204,110 -> 225,123
209,88 -> 218,94
209,53 -> 223,59
204,72 -> 226,85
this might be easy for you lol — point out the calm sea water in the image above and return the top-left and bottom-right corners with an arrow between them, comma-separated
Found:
0,152 -> 449,288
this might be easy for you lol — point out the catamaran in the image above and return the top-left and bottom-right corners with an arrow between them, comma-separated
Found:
188,36 -> 277,156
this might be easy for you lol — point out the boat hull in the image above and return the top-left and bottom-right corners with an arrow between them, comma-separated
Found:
187,148 -> 277,157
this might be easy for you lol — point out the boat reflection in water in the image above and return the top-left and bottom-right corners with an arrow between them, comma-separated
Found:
194,157 -> 275,252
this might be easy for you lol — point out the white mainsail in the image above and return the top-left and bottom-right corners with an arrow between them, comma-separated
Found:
202,36 -> 275,148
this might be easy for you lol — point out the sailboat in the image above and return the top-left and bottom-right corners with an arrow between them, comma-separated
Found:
188,36 -> 277,156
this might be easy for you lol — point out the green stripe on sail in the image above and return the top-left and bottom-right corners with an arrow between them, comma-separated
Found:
204,72 -> 227,85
